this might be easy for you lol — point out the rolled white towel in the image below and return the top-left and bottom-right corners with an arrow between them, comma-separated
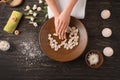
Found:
47,0 -> 87,19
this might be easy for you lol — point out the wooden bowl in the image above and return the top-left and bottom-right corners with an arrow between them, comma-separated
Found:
85,50 -> 104,68
39,17 -> 88,62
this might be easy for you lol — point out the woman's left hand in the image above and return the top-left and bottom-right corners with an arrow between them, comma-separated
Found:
54,10 -> 70,40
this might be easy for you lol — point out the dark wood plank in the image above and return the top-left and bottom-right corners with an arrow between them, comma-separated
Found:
0,0 -> 120,80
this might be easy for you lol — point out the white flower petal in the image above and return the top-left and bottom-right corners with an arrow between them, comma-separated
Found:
33,22 -> 38,27
28,10 -> 33,14
39,0 -> 43,4
33,12 -> 37,17
32,4 -> 37,10
30,17 -> 34,21
37,7 -> 42,11
25,5 -> 30,11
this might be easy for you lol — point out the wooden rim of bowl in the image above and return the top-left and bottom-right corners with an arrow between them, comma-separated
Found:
85,50 -> 104,68
39,17 -> 88,62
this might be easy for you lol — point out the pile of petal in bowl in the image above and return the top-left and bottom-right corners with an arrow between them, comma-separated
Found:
48,26 -> 79,51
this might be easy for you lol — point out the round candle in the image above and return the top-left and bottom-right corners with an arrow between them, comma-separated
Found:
102,28 -> 112,38
101,9 -> 111,19
103,47 -> 114,57
0,40 -> 10,51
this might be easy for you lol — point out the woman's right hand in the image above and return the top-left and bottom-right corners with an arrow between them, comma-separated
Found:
45,0 -> 78,40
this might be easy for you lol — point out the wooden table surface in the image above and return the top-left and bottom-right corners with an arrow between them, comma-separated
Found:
0,0 -> 120,80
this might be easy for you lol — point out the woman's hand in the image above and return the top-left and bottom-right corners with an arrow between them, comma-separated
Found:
45,0 -> 78,40
54,11 -> 70,40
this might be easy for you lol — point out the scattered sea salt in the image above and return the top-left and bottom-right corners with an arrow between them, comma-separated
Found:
19,41 -> 43,59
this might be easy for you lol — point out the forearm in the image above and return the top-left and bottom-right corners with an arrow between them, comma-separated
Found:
63,0 -> 78,15
45,0 -> 60,17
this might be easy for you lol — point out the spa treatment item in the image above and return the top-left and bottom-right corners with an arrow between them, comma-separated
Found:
3,11 -> 23,33
102,28 -> 112,38
88,53 -> 99,65
24,5 -> 40,27
103,47 -> 114,57
85,50 -> 104,68
0,40 -> 10,51
48,26 -> 79,51
14,30 -> 20,35
101,9 -> 111,19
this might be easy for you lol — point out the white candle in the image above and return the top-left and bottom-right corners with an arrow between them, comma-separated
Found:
101,9 -> 111,19
103,47 -> 114,57
0,40 -> 10,51
102,28 -> 112,38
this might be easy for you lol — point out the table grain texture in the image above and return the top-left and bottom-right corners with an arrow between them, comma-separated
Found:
0,0 -> 120,80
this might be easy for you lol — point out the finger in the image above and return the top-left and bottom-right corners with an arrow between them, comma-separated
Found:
60,29 -> 66,40
57,20 -> 63,34
65,25 -> 68,33
64,24 -> 68,39
58,21 -> 63,39
63,31 -> 66,39
58,21 -> 65,34
63,24 -> 68,39
61,29 -> 66,40
55,19 -> 59,34
60,30 -> 64,40
59,23 -> 66,40
61,23 -> 68,39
